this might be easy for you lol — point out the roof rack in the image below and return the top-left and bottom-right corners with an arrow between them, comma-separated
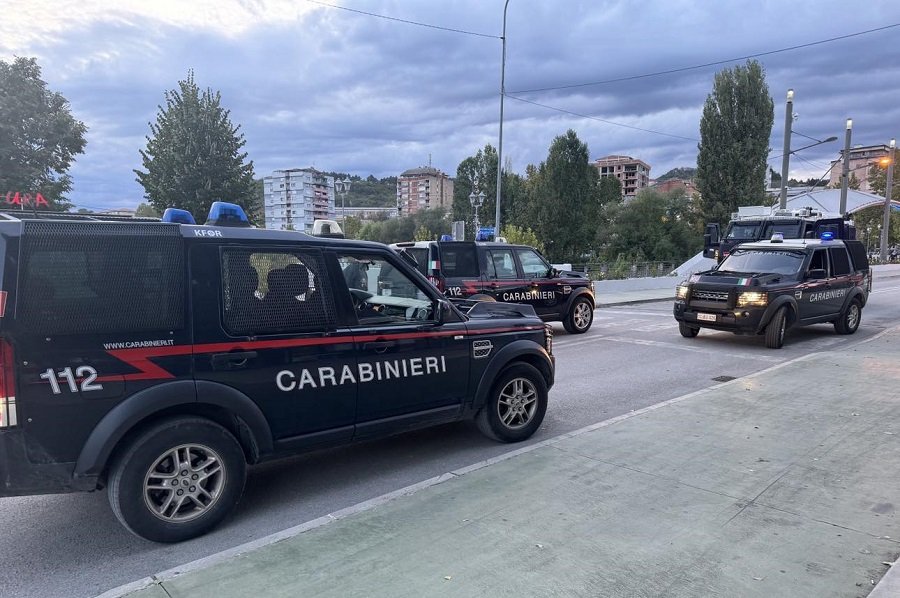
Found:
0,210 -> 161,223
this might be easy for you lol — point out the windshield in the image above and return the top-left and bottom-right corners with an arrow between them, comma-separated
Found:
717,249 -> 805,275
725,222 -> 761,240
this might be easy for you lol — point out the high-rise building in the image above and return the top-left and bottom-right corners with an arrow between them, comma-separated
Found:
396,167 -> 454,216
593,155 -> 651,199
264,168 -> 334,232
829,144 -> 892,194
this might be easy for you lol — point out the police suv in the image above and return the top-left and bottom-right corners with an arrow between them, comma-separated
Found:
391,240 -> 595,334
674,233 -> 871,348
0,203 -> 554,542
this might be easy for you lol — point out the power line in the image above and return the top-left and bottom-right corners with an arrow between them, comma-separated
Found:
505,94 -> 698,141
509,23 -> 900,94
302,0 -> 500,39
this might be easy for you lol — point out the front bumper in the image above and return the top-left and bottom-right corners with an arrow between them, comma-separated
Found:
673,300 -> 768,335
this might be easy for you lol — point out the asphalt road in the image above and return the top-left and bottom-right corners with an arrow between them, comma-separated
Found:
2,281 -> 899,598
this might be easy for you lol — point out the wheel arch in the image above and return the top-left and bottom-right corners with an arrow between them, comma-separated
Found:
74,380 -> 273,485
756,296 -> 798,333
471,340 -> 553,411
563,287 -> 595,313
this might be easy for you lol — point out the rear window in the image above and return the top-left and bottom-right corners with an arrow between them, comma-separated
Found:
439,244 -> 479,278
18,222 -> 185,335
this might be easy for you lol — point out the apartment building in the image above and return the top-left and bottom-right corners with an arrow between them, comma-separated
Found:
828,144 -> 892,194
396,166 -> 454,216
593,155 -> 651,199
264,168 -> 334,232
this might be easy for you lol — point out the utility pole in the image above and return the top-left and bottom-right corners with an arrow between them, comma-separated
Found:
494,0 -> 510,237
779,89 -> 794,210
881,138 -> 895,263
839,118 -> 852,216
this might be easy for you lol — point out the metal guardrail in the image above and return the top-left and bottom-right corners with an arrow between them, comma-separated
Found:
568,262 -> 679,281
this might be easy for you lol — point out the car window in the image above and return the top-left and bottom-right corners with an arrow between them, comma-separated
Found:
515,247 -> 549,277
807,248 -> 829,275
828,247 -> 851,276
404,247 -> 430,276
337,253 -> 434,324
487,249 -> 517,279
725,223 -> 759,240
439,244 -> 479,278
221,248 -> 335,335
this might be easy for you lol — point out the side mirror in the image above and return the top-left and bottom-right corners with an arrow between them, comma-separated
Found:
436,299 -> 451,324
704,223 -> 720,243
548,267 -> 559,278
807,268 -> 827,280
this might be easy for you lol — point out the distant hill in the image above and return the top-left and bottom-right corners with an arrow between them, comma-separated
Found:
656,167 -> 696,182
325,173 -> 397,208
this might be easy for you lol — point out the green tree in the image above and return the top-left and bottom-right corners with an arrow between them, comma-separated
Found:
342,215 -> 363,239
453,145 -> 498,236
696,60 -> 774,226
867,149 -> 899,200
526,130 -> 600,262
501,224 -> 544,253
135,72 -> 256,222
0,57 -> 86,211
135,202 -> 159,217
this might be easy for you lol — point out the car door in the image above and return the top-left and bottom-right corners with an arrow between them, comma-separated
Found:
826,246 -> 854,315
191,244 -> 357,448
799,248 -> 833,320
513,246 -> 563,317
332,250 -> 470,437
484,247 -> 524,302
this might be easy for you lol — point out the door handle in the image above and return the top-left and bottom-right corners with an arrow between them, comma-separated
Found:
211,351 -> 258,369
363,341 -> 394,353
489,282 -> 499,289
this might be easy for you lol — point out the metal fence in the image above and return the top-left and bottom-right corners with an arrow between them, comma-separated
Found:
567,261 -> 679,281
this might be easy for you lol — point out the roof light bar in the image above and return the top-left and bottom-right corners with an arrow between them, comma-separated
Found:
206,202 -> 250,227
161,208 -> 196,225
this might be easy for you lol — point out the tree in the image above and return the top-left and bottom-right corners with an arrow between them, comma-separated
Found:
526,130 -> 600,262
600,189 -> 700,263
696,60 -> 774,226
453,145 -> 498,235
0,57 -> 87,211
501,224 -> 544,253
135,72 -> 256,222
135,203 -> 159,217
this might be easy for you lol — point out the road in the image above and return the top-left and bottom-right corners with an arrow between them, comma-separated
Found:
2,278 -> 899,598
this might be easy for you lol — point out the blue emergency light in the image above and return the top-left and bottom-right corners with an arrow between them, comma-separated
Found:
206,202 -> 250,227
440,234 -> 453,241
820,231 -> 834,241
161,208 -> 196,224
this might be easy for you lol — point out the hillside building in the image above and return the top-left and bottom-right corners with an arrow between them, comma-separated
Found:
593,155 -> 651,199
263,168 -> 334,232
396,167 -> 454,216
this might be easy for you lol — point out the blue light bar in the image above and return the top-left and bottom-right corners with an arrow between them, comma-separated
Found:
440,234 -> 453,241
206,201 -> 250,227
161,208 -> 196,225
820,231 -> 834,241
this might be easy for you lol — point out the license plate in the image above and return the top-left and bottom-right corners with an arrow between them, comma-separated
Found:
697,313 -> 716,322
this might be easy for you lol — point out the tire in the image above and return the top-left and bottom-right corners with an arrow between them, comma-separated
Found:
108,417 -> 247,543
834,299 -> 862,335
563,296 -> 594,334
476,363 -> 548,443
679,322 -> 699,338
765,306 -> 788,349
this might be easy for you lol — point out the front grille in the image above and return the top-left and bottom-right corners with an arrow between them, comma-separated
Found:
691,290 -> 729,302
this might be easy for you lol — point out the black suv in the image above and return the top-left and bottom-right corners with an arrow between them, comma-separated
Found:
0,204 -> 554,542
391,240 -> 595,334
674,236 -> 871,348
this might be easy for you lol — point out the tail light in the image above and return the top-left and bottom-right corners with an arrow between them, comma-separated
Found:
0,338 -> 16,427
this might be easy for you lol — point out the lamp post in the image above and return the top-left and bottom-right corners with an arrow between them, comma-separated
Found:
469,190 -> 485,233
840,118 -> 852,216
494,0 -> 511,237
779,89 -> 794,210
881,138 -> 895,263
335,178 -> 351,222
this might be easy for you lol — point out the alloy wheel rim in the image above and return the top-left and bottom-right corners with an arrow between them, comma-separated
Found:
848,305 -> 859,329
143,443 -> 226,523
573,302 -> 592,329
497,377 -> 538,430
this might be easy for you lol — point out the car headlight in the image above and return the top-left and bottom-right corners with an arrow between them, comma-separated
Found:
676,285 -> 689,300
737,291 -> 768,307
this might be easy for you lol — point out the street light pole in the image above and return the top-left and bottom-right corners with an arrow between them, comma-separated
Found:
494,0 -> 510,237
779,89 -> 794,210
840,118 -> 852,216
335,178 -> 351,222
881,138 -> 895,263
470,190 -> 485,234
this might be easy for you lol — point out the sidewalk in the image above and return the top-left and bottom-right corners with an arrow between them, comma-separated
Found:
111,324 -> 900,598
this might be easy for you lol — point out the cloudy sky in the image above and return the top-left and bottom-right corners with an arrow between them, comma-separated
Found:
2,0 -> 899,211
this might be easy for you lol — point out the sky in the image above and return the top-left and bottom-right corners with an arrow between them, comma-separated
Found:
2,0 -> 899,212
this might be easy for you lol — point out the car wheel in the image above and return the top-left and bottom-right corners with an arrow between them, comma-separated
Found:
765,306 -> 788,349
563,296 -> 593,334
476,363 -> 548,443
834,299 -> 862,335
108,417 -> 247,543
679,322 -> 700,338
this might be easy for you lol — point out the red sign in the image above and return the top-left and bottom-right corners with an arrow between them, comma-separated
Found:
4,192 -> 49,208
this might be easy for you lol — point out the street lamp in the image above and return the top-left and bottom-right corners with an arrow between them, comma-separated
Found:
335,178 -> 351,222
469,190 -> 485,232
840,118 -> 853,216
779,89 -> 794,210
880,138 -> 895,263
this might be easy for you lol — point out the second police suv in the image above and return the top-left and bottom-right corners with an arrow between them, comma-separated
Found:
674,232 -> 871,348
0,203 -> 555,542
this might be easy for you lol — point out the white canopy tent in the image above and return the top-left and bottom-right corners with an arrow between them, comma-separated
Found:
780,189 -> 900,215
